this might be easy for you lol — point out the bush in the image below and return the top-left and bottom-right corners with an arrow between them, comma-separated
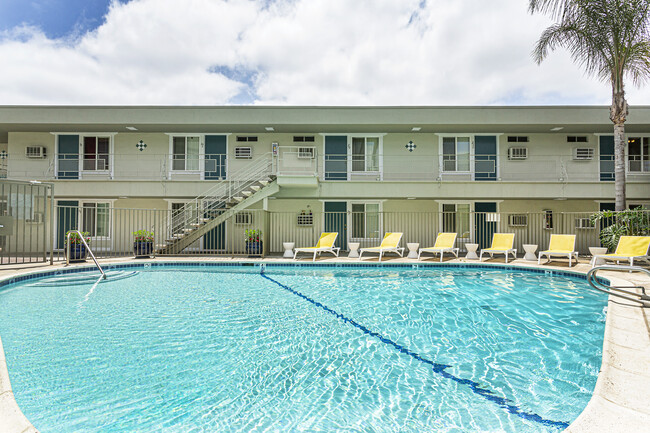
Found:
65,231 -> 90,245
590,207 -> 650,252
133,230 -> 154,242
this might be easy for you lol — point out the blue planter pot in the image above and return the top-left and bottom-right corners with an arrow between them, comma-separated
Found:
134,242 -> 154,257
65,245 -> 87,262
246,241 -> 263,255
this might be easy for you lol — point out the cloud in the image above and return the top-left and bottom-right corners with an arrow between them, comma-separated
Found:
0,0 -> 648,106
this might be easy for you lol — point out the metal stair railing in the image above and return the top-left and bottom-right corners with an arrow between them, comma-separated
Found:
65,230 -> 107,279
587,265 -> 650,307
161,154 -> 275,251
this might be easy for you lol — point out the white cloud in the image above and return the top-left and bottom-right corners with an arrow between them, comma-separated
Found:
0,0 -> 647,106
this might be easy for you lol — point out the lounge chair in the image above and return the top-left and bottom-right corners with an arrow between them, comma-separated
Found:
359,232 -> 405,262
293,232 -> 340,262
479,233 -> 517,263
418,232 -> 459,262
538,234 -> 579,266
591,236 -> 650,267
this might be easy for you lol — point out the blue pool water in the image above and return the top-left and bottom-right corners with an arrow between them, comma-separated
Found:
0,265 -> 606,432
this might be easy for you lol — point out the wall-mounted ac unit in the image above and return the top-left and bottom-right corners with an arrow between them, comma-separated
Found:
26,146 -> 46,159
298,147 -> 315,159
235,147 -> 252,159
235,212 -> 252,225
508,214 -> 528,227
573,148 -> 594,160
507,147 -> 528,160
575,217 -> 595,229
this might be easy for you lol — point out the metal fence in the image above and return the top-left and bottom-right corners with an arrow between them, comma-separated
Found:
38,206 -> 650,262
0,180 -> 53,264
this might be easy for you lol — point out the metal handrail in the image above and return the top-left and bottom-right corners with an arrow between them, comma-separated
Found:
587,265 -> 650,307
66,230 -> 106,279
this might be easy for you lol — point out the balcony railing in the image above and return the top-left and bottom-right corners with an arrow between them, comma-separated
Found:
3,150 -> 650,183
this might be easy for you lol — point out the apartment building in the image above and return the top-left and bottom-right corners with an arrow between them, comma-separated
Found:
0,105 -> 648,255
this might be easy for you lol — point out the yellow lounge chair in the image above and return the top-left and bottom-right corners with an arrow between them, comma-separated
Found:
592,236 -> 650,267
359,232 -> 405,262
418,232 -> 459,262
479,233 -> 517,263
538,234 -> 579,266
293,232 -> 340,262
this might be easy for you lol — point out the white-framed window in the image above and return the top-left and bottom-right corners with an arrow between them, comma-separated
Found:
442,136 -> 471,172
628,137 -> 649,173
82,202 -> 110,239
351,202 -> 381,240
442,203 -> 471,239
351,137 -> 380,172
172,136 -> 200,171
82,136 -> 110,171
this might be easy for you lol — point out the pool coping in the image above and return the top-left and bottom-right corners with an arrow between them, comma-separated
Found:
0,257 -> 648,433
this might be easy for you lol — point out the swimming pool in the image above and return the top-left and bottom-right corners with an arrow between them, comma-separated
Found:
0,264 -> 606,432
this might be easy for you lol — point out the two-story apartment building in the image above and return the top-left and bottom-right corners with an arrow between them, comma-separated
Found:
0,105 -> 648,256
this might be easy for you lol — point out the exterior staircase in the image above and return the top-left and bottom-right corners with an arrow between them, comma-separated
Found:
157,155 -> 278,254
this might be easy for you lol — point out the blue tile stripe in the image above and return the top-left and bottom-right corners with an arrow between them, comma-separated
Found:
260,272 -> 570,430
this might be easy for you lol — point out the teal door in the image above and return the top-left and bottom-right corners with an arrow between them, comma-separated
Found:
203,202 -> 226,250
57,201 -> 78,248
474,136 -> 497,181
324,202 -> 347,250
599,136 -> 615,181
474,202 -> 497,249
58,135 -> 79,179
325,136 -> 348,180
205,135 -> 227,180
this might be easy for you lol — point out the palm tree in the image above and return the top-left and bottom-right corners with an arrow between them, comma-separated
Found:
530,0 -> 650,210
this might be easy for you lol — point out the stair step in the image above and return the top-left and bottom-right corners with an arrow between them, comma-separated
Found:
182,228 -> 194,233
190,223 -> 202,228
234,197 -> 244,202
251,185 -> 261,191
259,180 -> 269,186
242,190 -> 252,197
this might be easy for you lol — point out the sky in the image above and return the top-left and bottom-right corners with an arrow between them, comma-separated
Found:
0,0 -> 648,106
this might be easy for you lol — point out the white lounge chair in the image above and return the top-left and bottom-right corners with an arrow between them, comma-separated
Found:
293,232 -> 340,262
418,232 -> 459,262
359,232 -> 405,262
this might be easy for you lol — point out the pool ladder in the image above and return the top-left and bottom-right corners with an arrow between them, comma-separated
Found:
587,265 -> 650,307
65,230 -> 106,279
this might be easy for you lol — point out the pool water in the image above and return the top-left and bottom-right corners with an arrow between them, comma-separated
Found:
0,266 -> 606,432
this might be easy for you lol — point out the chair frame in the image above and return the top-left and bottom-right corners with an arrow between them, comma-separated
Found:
293,233 -> 340,262
418,232 -> 459,262
359,233 -> 405,262
479,233 -> 517,263
538,234 -> 579,267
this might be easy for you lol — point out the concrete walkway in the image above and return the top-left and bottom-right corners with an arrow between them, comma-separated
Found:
0,255 -> 648,433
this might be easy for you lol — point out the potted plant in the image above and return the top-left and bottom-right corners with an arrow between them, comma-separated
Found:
245,229 -> 263,255
133,230 -> 154,257
65,231 -> 90,262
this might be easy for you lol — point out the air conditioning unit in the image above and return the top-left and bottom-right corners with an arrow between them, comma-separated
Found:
575,217 -> 595,229
507,147 -> 528,160
235,147 -> 252,159
26,146 -> 46,159
573,148 -> 594,160
508,214 -> 528,227
235,212 -> 252,225
298,147 -> 315,159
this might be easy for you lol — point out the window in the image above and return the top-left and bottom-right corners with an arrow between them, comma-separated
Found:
83,136 -> 110,171
293,136 -> 315,142
544,210 -> 553,229
442,137 -> 470,172
352,137 -> 379,172
567,136 -> 588,143
628,137 -> 649,172
82,202 -> 110,238
172,136 -> 199,171
507,136 -> 529,143
236,136 -> 258,142
351,203 -> 380,239
442,203 -> 470,238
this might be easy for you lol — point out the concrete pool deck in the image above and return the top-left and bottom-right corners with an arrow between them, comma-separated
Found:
0,255 -> 648,433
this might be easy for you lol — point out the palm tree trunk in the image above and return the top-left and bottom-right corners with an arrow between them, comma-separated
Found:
610,89 -> 628,211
